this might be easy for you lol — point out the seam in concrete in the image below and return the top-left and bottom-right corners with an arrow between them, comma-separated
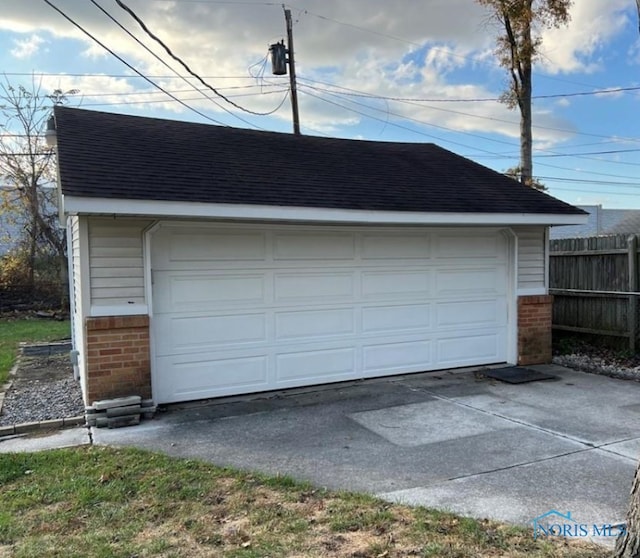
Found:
443,447 -> 593,483
592,437 -> 640,462
400,378 -> 640,481
405,381 -> 597,449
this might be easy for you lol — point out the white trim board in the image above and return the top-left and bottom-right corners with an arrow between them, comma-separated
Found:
63,196 -> 588,227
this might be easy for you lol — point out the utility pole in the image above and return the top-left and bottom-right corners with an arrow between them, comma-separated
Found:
284,9 -> 300,135
269,8 -> 300,134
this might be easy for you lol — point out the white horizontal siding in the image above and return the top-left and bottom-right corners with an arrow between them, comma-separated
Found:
71,216 -> 81,313
515,226 -> 546,293
68,215 -> 87,399
88,218 -> 152,307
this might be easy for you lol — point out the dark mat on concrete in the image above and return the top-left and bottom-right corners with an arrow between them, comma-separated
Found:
483,367 -> 557,384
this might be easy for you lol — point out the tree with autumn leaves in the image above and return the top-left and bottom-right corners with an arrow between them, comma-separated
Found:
477,0 -> 571,189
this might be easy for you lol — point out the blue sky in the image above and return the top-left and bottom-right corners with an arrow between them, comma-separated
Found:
1,0 -> 639,208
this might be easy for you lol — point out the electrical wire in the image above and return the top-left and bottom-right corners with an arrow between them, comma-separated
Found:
115,0 -> 286,116
299,78 -> 640,144
88,0 -> 262,129
80,89 -> 289,107
41,0 -> 228,126
300,88 -> 509,156
60,83 -> 283,97
298,78 -> 640,174
288,5 -> 614,92
300,86 -> 640,182
297,75 -> 640,103
2,72 -> 284,79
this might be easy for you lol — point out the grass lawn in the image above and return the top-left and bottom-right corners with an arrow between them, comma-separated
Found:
0,318 -> 70,385
0,446 -> 606,558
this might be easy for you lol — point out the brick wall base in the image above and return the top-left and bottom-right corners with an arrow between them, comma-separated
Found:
518,295 -> 553,366
85,315 -> 151,405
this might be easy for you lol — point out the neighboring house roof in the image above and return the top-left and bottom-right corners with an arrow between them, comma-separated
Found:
604,211 -> 640,235
550,205 -> 640,239
54,106 -> 585,220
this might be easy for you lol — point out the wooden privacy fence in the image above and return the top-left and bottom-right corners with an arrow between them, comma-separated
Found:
549,234 -> 640,351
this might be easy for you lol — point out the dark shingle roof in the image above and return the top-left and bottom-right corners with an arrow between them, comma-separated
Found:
54,106 -> 584,216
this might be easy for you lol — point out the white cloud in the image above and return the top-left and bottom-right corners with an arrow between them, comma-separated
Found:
0,0 -> 631,146
539,0 -> 630,74
10,33 -> 45,59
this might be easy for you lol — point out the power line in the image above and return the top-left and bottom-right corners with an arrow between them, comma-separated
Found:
299,79 -> 640,145
300,86 -> 640,182
298,75 -> 640,103
290,6 -> 610,92
89,0 -> 264,129
115,0 -> 285,116
41,0 -> 228,126
297,78 -> 640,172
79,89 -> 289,107
300,84 -> 527,149
64,83 -> 283,97
3,72 -> 282,79
537,176 -> 640,187
534,148 -> 640,158
550,186 -> 640,197
300,88 -> 509,156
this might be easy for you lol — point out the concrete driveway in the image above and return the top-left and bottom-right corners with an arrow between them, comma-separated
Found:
93,364 -> 640,539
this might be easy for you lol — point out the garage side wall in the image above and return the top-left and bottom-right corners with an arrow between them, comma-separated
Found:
67,216 -> 87,394
85,315 -> 151,403
514,226 -> 553,365
82,217 -> 153,404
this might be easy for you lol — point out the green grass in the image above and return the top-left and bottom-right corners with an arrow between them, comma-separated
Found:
0,318 -> 70,384
0,446 -> 607,558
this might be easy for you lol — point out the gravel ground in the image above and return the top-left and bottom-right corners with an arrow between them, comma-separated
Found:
0,354 -> 84,426
553,353 -> 640,381
553,339 -> 640,382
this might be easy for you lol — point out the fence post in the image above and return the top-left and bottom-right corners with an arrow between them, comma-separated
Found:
628,235 -> 638,353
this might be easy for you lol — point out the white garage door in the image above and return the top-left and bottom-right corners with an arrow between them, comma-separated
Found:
150,224 -> 509,403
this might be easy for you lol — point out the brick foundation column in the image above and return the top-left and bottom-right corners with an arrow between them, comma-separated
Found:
85,315 -> 151,405
517,295 -> 553,366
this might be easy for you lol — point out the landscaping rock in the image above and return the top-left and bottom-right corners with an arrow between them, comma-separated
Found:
0,354 -> 84,426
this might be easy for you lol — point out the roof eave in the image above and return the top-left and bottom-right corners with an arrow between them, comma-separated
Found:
61,195 -> 588,226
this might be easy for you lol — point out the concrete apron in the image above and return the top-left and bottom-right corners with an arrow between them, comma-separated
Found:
72,365 -> 640,545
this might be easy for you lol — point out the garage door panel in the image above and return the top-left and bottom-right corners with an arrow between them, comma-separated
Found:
361,271 -> 431,299
436,300 -> 507,328
275,308 -> 355,341
156,273 -> 266,313
437,332 -> 504,365
435,268 -> 506,297
154,313 -> 267,356
435,233 -> 506,259
274,232 -> 355,260
274,272 -> 354,302
168,231 -> 267,262
362,234 -> 431,259
151,224 -> 510,403
361,304 -> 432,333
363,340 -> 432,372
275,347 -> 356,382
156,354 -> 269,401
